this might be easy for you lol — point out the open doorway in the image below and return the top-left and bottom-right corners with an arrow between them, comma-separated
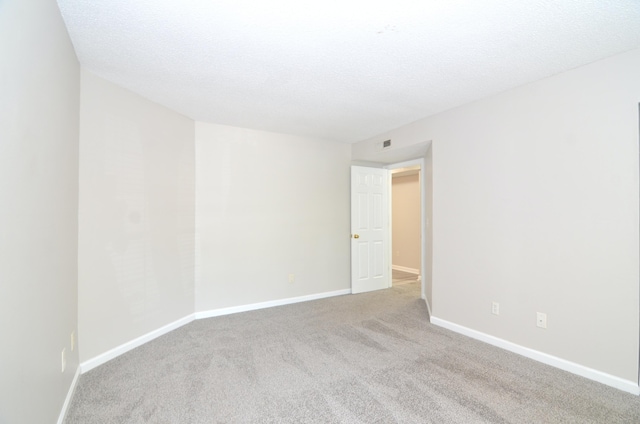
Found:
391,166 -> 421,289
350,141 -> 433,315
384,159 -> 425,306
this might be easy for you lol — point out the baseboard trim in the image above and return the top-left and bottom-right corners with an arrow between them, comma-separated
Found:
430,316 -> 640,395
195,289 -> 352,320
80,313 -> 195,374
80,290 -> 353,373
57,366 -> 80,424
392,265 -> 420,274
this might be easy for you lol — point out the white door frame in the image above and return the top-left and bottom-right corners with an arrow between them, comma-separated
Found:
385,158 -> 426,302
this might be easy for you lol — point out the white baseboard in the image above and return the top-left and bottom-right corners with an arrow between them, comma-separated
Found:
80,314 -> 195,373
195,289 -> 352,319
80,290 -> 352,374
430,317 -> 640,396
392,265 -> 420,275
57,366 -> 80,424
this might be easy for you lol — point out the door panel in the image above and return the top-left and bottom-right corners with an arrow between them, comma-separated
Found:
351,166 -> 390,293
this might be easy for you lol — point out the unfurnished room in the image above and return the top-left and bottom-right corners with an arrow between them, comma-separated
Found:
2,1 -> 640,423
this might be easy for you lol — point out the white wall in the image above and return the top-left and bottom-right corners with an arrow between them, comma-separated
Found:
353,48 -> 640,383
0,1 -> 80,422
392,173 -> 421,271
195,122 -> 351,311
78,70 -> 195,363
423,145 -> 433,310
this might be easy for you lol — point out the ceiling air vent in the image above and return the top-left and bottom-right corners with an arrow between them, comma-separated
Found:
382,140 -> 391,149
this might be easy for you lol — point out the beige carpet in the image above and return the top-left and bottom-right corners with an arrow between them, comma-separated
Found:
65,282 -> 640,423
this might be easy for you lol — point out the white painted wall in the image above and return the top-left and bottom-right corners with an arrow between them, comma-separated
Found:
392,173 -> 421,271
195,122 -> 351,311
78,70 -> 195,363
353,48 -> 640,383
0,1 -> 80,422
423,145 -> 433,310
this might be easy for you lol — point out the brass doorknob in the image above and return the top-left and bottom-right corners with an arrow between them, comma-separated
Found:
353,234 -> 360,239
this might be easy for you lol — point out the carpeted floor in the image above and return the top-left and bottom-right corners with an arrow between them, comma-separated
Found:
65,282 -> 640,423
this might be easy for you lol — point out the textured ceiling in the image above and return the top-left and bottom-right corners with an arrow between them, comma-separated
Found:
57,0 -> 640,143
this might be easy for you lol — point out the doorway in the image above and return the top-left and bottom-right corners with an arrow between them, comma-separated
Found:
350,141 -> 433,316
387,160 -> 423,300
391,166 -> 421,290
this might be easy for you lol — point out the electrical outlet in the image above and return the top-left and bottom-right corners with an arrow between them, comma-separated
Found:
61,348 -> 66,373
71,331 -> 75,351
536,312 -> 547,329
288,273 -> 295,284
491,302 -> 499,315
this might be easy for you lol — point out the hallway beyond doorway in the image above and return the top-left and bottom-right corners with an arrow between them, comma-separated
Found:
392,269 -> 420,286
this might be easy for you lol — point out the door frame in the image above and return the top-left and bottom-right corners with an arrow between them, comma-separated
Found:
385,158 -> 426,302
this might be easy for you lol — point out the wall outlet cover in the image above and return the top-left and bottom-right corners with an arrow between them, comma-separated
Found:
536,312 -> 547,329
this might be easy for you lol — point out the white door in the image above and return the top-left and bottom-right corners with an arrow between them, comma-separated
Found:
351,166 -> 391,294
